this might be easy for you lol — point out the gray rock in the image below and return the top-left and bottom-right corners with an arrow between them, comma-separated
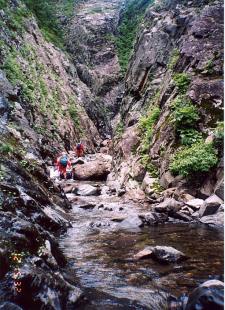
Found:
134,247 -> 153,260
171,211 -> 192,222
154,198 -> 183,213
79,203 -> 96,210
199,194 -> 223,217
186,199 -> 204,211
215,180 -> 224,200
119,215 -> 143,230
75,184 -> 101,196
185,279 -> 224,310
151,246 -> 187,264
200,212 -> 224,228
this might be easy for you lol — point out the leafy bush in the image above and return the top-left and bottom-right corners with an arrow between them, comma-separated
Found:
0,143 -> 14,154
173,73 -> 191,93
139,106 -> 160,154
169,142 -> 218,177
179,128 -> 203,146
141,155 -> 159,177
214,121 -> 224,141
171,96 -> 199,128
115,122 -> 125,137
68,103 -> 80,127
168,49 -> 180,70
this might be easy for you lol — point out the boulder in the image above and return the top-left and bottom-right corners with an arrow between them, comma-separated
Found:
215,180 -> 224,200
134,247 -> 153,260
79,203 -> 96,210
119,215 -> 143,230
171,211 -> 192,222
142,173 -> 158,195
138,212 -> 168,226
154,198 -> 183,213
160,171 -> 175,189
75,184 -> 101,196
151,246 -> 187,264
185,279 -> 224,310
199,195 -> 223,218
73,154 -> 111,181
186,199 -> 204,211
200,212 -> 224,228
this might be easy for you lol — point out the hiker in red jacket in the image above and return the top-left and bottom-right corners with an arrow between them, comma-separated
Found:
55,152 -> 71,179
75,142 -> 84,158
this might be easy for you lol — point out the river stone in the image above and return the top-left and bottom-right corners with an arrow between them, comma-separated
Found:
79,203 -> 96,210
134,247 -> 153,260
186,199 -> 204,211
119,215 -> 143,230
199,194 -> 223,218
151,246 -> 186,264
75,184 -> 101,196
200,212 -> 224,228
154,198 -> 183,213
185,279 -> 224,310
0,303 -> 23,310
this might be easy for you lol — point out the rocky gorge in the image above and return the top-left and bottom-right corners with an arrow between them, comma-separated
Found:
0,0 -> 224,309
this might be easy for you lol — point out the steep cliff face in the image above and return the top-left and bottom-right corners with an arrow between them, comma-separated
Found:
109,0 -> 224,201
0,1 -> 101,307
67,0 -> 125,136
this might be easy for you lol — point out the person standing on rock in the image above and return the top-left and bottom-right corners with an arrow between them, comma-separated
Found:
55,152 -> 71,179
75,142 -> 84,158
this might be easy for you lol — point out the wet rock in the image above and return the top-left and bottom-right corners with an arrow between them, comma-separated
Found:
200,212 -> 224,228
139,212 -> 168,226
0,248 -> 9,278
199,195 -> 223,218
171,211 -> 192,222
134,247 -> 153,260
119,215 -> 143,230
151,246 -> 187,264
117,188 -> 126,197
186,199 -> 204,211
71,158 -> 85,165
0,302 -> 23,310
79,203 -> 96,210
75,184 -> 101,196
154,198 -> 183,213
97,203 -> 104,209
185,279 -> 224,310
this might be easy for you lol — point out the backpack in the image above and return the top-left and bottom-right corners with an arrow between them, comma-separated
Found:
77,143 -> 82,150
60,156 -> 68,167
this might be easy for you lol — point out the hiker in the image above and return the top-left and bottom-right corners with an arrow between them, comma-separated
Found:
55,152 -> 71,179
75,142 -> 84,158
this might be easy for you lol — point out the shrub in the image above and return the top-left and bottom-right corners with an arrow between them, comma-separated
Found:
139,106 -> 160,154
214,121 -> 224,141
68,104 -> 80,127
179,128 -> 203,146
169,142 -> 218,177
171,96 -> 199,128
173,73 -> 191,93
141,155 -> 159,177
0,143 -> 14,154
168,49 -> 180,70
115,122 -> 125,137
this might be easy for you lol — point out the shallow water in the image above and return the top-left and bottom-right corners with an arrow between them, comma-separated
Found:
58,181 -> 224,309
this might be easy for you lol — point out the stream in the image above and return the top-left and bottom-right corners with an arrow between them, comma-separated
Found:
53,160 -> 224,309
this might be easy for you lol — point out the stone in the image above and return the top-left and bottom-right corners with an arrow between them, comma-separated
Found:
200,212 -> 224,228
186,199 -> 204,211
139,212 -> 168,225
134,247 -> 153,260
171,211 -> 192,222
215,180 -> 224,200
75,184 -> 101,196
185,280 -> 224,310
154,198 -> 183,213
0,303 -> 23,310
160,171 -> 175,189
151,246 -> 187,264
119,215 -> 143,230
79,203 -> 96,210
199,194 -> 223,218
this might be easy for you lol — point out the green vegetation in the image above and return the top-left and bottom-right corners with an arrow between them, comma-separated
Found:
139,106 -> 160,154
141,155 -> 159,178
168,48 -> 180,70
115,0 -> 153,74
173,73 -> 191,93
179,128 -> 203,146
169,142 -> 218,177
115,122 -> 125,138
0,0 -> 7,9
214,121 -> 224,141
0,143 -> 14,155
171,96 -> 199,128
68,99 -> 80,128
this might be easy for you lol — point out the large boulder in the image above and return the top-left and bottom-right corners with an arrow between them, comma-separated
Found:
119,215 -> 143,230
185,280 -> 224,310
200,212 -> 224,228
186,199 -> 204,211
199,195 -> 223,218
73,154 -> 112,181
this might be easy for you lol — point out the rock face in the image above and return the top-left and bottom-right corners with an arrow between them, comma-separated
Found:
67,0 -> 125,135
185,279 -> 224,310
110,0 -> 224,202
